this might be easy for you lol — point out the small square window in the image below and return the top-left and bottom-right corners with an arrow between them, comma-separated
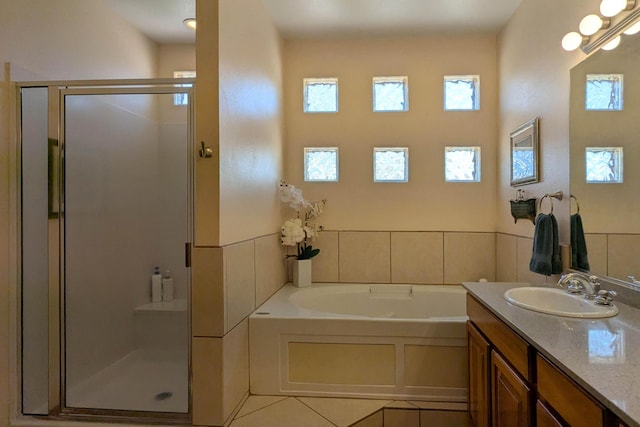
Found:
586,74 -> 623,111
373,147 -> 408,182
445,147 -> 481,182
586,147 -> 623,183
304,147 -> 338,182
304,78 -> 338,113
373,76 -> 408,112
444,75 -> 480,111
173,71 -> 196,106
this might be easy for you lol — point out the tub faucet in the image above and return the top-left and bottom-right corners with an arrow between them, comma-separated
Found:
557,272 -> 600,298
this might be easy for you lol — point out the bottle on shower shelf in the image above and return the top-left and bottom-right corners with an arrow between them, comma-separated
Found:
162,269 -> 174,302
151,266 -> 162,303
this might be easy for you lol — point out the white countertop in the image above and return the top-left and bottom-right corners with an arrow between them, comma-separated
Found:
463,281 -> 640,427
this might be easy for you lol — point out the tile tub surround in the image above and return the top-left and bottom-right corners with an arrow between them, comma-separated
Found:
462,281 -> 640,427
304,231 -> 496,284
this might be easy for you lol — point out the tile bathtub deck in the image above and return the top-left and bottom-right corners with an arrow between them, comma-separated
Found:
229,396 -> 470,427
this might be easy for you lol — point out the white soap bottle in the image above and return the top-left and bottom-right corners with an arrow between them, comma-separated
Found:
162,269 -> 174,302
151,266 -> 162,303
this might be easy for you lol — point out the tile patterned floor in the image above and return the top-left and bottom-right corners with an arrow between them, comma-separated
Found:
229,396 -> 470,427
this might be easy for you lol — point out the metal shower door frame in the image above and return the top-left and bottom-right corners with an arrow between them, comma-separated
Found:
17,79 -> 195,424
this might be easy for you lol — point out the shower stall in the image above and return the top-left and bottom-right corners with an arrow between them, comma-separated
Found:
19,79 -> 194,423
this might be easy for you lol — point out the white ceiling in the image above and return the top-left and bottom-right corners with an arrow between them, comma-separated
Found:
264,0 -> 524,38
102,0 -> 196,44
102,0 -> 524,43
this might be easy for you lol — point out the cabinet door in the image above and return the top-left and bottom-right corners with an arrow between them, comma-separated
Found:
536,400 -> 565,427
468,322 -> 491,427
491,351 -> 532,427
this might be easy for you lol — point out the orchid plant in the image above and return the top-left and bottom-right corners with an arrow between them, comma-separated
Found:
279,180 -> 326,260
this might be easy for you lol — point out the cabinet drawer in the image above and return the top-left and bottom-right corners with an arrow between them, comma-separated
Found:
536,354 -> 605,427
467,294 -> 531,381
536,400 -> 564,427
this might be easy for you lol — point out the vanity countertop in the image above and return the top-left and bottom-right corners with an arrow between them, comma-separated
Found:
463,281 -> 640,427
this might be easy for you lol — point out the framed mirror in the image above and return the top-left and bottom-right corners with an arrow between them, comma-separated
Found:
510,117 -> 539,186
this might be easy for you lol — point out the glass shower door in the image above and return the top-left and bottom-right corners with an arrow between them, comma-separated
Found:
61,90 -> 190,414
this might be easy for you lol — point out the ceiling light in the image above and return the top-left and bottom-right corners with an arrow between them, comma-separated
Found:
562,32 -> 587,51
623,19 -> 640,34
579,14 -> 610,35
183,18 -> 196,31
602,35 -> 622,49
600,0 -> 627,16
600,0 -> 636,16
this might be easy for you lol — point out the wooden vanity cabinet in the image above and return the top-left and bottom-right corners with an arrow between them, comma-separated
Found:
468,322 -> 491,427
467,293 -> 623,427
467,294 -> 533,426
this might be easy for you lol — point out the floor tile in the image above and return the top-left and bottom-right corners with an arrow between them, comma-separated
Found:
383,408 -> 420,427
298,397 -> 392,427
230,397 -> 335,427
350,410 -> 382,427
384,401 -> 418,409
235,395 -> 288,418
420,409 -> 471,427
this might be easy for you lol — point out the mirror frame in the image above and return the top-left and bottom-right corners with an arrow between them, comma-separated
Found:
510,117 -> 540,186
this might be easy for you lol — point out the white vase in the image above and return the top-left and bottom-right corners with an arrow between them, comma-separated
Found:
293,259 -> 312,287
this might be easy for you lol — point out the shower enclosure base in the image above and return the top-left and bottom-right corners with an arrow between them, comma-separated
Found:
66,348 -> 188,413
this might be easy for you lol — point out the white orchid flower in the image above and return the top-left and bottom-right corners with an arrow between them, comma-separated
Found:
278,181 -> 326,259
281,218 -> 305,246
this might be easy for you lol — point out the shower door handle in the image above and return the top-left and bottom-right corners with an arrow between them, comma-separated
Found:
185,242 -> 191,268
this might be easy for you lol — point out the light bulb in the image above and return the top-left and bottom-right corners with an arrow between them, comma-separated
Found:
579,14 -> 605,36
562,32 -> 585,51
602,35 -> 621,50
183,18 -> 196,30
600,0 -> 626,17
623,20 -> 640,35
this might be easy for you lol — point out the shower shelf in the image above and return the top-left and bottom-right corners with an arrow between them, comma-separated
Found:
134,298 -> 187,313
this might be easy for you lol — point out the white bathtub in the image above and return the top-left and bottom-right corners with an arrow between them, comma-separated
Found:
249,283 -> 469,405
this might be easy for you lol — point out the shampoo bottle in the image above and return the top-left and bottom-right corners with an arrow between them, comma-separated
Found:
151,266 -> 162,303
162,269 -> 174,302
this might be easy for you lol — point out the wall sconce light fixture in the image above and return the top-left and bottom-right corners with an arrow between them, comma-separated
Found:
562,0 -> 640,53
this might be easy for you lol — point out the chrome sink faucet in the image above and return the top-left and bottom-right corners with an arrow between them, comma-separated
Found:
557,272 -> 617,305
557,272 -> 599,297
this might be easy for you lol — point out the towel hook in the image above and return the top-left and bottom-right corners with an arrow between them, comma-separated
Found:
199,141 -> 213,159
570,194 -> 580,215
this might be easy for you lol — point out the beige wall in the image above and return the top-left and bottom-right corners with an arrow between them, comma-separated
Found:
218,0 -> 285,245
192,0 -> 286,425
284,36 -> 498,232
496,0 -> 597,251
158,44 -> 196,79
495,0 -> 601,282
0,0 -> 157,81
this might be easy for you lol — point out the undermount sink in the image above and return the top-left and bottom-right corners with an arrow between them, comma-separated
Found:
504,287 -> 619,318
